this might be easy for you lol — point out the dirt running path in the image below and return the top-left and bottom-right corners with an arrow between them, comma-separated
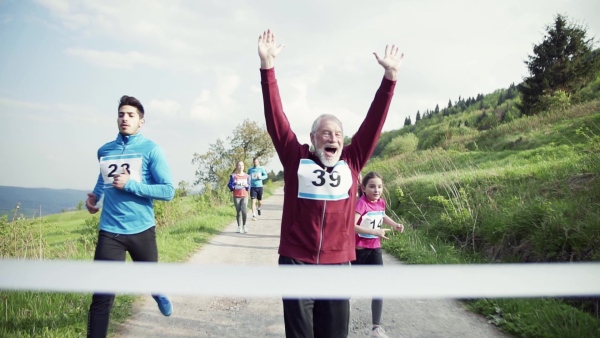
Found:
116,188 -> 510,338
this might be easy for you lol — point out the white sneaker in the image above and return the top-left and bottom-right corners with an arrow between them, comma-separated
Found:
370,326 -> 388,338
252,216 -> 257,221
243,226 -> 248,233
237,226 -> 244,233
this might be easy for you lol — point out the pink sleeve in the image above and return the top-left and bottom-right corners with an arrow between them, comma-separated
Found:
355,197 -> 367,216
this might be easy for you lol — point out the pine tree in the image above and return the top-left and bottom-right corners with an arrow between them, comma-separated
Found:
416,110 -> 421,122
434,104 -> 440,114
497,92 -> 505,106
519,14 -> 599,115
447,99 -> 452,109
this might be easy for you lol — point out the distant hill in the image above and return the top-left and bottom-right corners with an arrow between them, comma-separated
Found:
0,186 -> 89,219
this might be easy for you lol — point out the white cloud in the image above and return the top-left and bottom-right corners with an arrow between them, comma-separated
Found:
190,68 -> 242,121
0,97 -> 48,110
147,99 -> 182,118
65,48 -> 166,69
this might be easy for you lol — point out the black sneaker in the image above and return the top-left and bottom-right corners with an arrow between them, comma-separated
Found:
258,208 -> 261,216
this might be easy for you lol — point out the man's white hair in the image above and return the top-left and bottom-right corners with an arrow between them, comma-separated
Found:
310,114 -> 343,135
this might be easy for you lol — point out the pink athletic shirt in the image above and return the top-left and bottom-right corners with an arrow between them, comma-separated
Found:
355,195 -> 386,249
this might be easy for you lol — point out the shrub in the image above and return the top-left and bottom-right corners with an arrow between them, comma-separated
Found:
537,90 -> 571,113
382,133 -> 419,157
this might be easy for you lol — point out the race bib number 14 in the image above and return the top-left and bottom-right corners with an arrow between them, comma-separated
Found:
297,159 -> 352,201
358,210 -> 384,239
99,154 -> 143,188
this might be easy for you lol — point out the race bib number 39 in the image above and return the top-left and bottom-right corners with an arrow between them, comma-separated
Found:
297,159 -> 352,201
100,154 -> 143,188
358,210 -> 384,239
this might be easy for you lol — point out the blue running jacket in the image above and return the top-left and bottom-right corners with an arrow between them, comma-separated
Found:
92,133 -> 175,234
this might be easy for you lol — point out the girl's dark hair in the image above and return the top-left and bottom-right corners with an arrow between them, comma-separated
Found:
119,95 -> 145,118
357,171 -> 383,197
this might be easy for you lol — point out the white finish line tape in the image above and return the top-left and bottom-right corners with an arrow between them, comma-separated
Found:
1,259 -> 599,298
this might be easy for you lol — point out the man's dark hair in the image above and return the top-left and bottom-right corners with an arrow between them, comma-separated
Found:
118,95 -> 145,118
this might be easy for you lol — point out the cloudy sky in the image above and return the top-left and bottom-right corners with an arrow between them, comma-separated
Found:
1,0 -> 599,191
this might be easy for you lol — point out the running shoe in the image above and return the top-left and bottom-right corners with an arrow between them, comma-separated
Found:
238,226 -> 244,233
252,216 -> 257,221
258,208 -> 261,216
243,225 -> 248,233
152,295 -> 172,316
370,326 -> 388,338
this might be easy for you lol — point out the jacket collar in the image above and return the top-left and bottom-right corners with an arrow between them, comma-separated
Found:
115,132 -> 143,146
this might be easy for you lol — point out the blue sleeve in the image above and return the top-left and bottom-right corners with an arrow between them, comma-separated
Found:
246,176 -> 251,191
227,175 -> 235,191
124,146 -> 175,201
91,172 -> 105,203
261,168 -> 269,180
91,148 -> 105,202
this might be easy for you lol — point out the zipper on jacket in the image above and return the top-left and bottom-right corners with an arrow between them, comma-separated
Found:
316,200 -> 326,264
121,136 -> 128,154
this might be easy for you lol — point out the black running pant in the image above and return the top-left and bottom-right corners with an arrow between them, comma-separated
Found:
352,248 -> 384,326
87,227 -> 158,338
279,255 -> 350,338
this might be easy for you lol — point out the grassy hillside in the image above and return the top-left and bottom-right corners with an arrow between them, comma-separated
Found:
363,77 -> 600,337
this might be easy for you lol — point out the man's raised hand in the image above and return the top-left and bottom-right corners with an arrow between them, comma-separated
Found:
258,29 -> 284,69
373,45 -> 404,81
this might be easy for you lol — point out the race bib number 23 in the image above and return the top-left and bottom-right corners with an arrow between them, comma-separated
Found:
99,154 -> 143,188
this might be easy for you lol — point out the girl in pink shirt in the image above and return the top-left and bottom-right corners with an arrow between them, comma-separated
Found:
352,171 -> 404,338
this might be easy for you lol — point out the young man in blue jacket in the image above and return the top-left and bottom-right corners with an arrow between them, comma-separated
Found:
85,95 -> 175,338
247,157 -> 269,220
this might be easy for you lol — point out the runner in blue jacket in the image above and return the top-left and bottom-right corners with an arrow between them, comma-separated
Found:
247,157 -> 269,220
85,95 -> 175,338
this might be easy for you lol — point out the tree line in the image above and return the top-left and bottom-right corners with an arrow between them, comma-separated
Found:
403,14 -> 599,128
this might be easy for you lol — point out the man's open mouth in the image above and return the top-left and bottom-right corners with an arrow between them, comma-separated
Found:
324,147 -> 337,156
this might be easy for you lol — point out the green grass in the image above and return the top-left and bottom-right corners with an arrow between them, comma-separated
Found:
367,99 -> 600,337
0,183 -> 278,338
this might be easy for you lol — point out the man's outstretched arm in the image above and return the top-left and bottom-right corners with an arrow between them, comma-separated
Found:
347,44 -> 405,169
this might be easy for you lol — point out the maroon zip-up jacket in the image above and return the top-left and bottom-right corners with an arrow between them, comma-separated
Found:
261,68 -> 396,264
